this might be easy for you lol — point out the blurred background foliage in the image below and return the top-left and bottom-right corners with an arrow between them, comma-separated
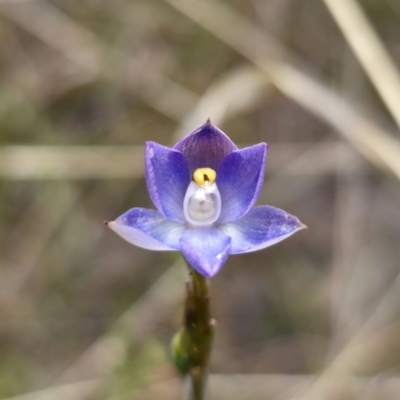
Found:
1,0 -> 400,399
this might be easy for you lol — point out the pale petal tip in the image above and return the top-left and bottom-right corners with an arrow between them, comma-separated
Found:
300,222 -> 308,230
104,220 -> 116,228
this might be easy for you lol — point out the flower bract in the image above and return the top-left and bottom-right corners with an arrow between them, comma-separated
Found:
106,120 -> 305,278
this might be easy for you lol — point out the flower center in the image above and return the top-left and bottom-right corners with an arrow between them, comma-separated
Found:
183,168 -> 221,226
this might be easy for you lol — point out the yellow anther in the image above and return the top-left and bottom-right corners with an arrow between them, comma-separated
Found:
193,168 -> 217,186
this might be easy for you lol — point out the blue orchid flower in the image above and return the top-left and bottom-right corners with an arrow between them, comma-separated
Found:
106,120 -> 305,278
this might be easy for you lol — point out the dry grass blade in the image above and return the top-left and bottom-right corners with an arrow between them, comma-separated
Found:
172,65 -> 272,141
0,185 -> 81,310
207,374 -> 400,400
162,0 -> 400,181
0,0 -> 110,76
0,379 -> 104,400
0,0 -> 198,119
323,0 -> 400,131
54,260 -> 185,383
0,143 -> 363,179
328,174 -> 370,355
0,146 -> 144,179
107,374 -> 400,400
292,259 -> 400,398
7,374 -> 400,400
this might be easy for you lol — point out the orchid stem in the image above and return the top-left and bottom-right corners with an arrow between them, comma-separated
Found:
172,261 -> 215,400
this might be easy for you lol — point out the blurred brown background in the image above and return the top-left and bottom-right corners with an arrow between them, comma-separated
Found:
1,0 -> 400,399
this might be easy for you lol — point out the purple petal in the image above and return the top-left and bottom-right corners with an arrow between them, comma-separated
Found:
107,208 -> 186,251
179,228 -> 231,278
146,142 -> 190,223
217,143 -> 267,223
220,205 -> 305,254
174,120 -> 237,172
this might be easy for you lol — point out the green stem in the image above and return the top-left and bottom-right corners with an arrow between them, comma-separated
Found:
171,262 -> 215,400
